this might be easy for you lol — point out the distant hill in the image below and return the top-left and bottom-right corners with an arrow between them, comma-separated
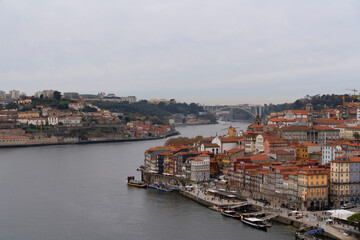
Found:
90,100 -> 217,123
262,94 -> 355,116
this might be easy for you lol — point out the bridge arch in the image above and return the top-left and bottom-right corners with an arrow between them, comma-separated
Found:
215,106 -> 258,119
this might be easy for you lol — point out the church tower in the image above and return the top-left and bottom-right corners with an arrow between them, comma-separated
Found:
254,114 -> 262,125
306,103 -> 314,127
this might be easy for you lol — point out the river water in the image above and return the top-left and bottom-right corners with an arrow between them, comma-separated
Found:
0,122 -> 297,240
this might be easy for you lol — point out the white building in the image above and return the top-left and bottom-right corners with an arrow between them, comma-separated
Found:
59,117 -> 81,126
34,90 -> 55,98
255,134 -> 265,153
9,90 -> 20,99
68,103 -> 84,111
200,143 -> 220,154
48,117 -> 59,125
357,108 -> 360,121
190,157 -> 210,182
322,143 -> 343,165
212,136 -> 239,153
284,110 -> 308,120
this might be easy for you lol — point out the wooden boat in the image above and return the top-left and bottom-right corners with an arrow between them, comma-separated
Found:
220,208 -> 242,219
241,217 -> 271,230
126,176 -> 147,188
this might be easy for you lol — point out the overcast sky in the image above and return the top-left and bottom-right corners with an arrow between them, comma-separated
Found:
1,0 -> 359,105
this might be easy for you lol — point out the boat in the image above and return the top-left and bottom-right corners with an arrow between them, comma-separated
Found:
148,182 -> 174,192
241,217 -> 271,230
220,208 -> 242,219
209,205 -> 221,212
126,176 -> 147,188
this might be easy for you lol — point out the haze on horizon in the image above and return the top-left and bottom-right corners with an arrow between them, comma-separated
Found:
1,0 -> 360,105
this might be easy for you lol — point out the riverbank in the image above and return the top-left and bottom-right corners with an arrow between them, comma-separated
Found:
0,130 -> 180,149
141,170 -> 358,240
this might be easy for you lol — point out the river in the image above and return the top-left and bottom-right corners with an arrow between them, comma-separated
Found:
0,122 -> 297,240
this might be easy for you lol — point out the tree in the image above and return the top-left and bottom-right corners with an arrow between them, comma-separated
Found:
5,102 -> 17,110
347,213 -> 360,229
83,106 -> 97,112
53,91 -> 62,101
354,132 -> 360,139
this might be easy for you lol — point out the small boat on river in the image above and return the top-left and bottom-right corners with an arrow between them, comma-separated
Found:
209,205 -> 221,212
148,182 -> 173,192
220,209 -> 242,219
241,217 -> 271,230
126,176 -> 147,188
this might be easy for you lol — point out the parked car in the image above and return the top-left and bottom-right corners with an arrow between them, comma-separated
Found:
341,203 -> 355,209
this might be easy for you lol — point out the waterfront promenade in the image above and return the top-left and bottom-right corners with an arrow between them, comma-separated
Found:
246,198 -> 359,240
177,183 -> 359,240
180,187 -> 244,208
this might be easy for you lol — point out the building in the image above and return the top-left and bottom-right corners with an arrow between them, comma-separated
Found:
200,143 -> 220,154
0,134 -> 27,144
68,103 -> 84,111
121,96 -> 137,103
322,141 -> 344,165
63,92 -> 79,99
280,126 -> 340,144
9,90 -> 20,99
344,126 -> 360,139
34,90 -> 54,98
298,167 -> 329,210
211,136 -> 241,153
59,117 -> 82,126
263,138 -> 289,153
0,90 -> 5,99
342,140 -> 360,158
18,111 -> 40,118
330,157 -> 360,207
190,157 -> 210,182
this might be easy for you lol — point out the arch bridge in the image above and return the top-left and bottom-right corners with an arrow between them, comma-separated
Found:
204,105 -> 264,121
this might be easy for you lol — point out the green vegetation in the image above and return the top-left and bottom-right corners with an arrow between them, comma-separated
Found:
70,127 -> 119,139
20,124 -> 56,134
92,100 -> 204,116
347,213 -> 360,228
83,106 -> 98,112
5,102 -> 18,109
53,91 -> 62,101
90,100 -> 217,123
165,136 -> 203,146
30,97 -> 74,110
354,132 -> 360,139
263,94 -> 353,116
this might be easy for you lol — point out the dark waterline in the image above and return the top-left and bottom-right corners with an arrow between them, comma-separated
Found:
0,122 -> 297,240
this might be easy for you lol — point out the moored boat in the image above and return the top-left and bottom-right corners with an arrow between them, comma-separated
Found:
148,182 -> 174,192
220,208 -> 242,219
209,205 -> 221,212
126,176 -> 147,188
241,217 -> 271,230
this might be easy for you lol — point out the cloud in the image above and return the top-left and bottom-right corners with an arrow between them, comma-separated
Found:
0,0 -> 359,104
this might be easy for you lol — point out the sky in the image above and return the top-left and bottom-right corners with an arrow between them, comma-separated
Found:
0,0 -> 360,105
